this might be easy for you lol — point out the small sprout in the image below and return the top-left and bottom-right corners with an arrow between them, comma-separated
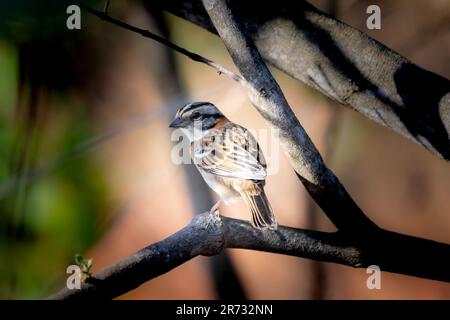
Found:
74,254 -> 84,265
85,258 -> 93,270
74,254 -> 94,281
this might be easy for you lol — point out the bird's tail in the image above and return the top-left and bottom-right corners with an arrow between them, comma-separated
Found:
241,186 -> 277,230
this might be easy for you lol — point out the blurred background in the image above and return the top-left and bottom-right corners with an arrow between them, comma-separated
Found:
0,0 -> 449,299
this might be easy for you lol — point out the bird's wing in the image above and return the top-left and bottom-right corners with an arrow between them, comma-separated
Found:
193,124 -> 267,181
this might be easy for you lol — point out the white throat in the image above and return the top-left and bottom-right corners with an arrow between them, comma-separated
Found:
180,127 -> 208,142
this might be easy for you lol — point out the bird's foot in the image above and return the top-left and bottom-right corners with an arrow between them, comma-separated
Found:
209,199 -> 222,218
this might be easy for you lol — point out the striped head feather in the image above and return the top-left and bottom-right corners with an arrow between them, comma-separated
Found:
169,102 -> 225,139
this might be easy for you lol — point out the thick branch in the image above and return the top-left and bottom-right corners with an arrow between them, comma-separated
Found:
51,213 -> 225,300
51,213 -> 450,299
57,2 -> 450,300
201,0 -> 377,234
155,0 -> 450,160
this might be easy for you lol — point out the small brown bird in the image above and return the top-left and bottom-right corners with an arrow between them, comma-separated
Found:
169,101 -> 277,230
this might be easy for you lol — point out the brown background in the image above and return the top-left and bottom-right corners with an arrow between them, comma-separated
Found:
79,0 -> 450,299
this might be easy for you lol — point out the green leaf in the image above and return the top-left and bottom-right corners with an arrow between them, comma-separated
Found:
74,254 -> 83,265
85,258 -> 93,269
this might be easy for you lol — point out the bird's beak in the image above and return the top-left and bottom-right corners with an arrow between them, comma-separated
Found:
169,117 -> 184,128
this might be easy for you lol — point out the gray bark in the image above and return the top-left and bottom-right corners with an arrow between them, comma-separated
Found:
200,0 -> 377,235
155,0 -> 450,160
51,212 -> 450,299
147,7 -> 246,299
53,2 -> 450,300
83,3 -> 376,234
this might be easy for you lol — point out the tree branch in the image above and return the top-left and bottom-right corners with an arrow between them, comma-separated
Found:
154,0 -> 450,160
81,2 -> 377,235
51,212 -> 450,299
81,5 -> 243,83
146,6 -> 247,299
55,1 -> 450,300
200,0 -> 377,235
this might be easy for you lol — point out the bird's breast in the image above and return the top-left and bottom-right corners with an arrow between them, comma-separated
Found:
197,168 -> 240,204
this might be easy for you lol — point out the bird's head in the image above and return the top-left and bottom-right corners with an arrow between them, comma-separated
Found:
169,102 -> 224,139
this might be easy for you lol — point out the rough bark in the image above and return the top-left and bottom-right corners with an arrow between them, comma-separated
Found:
51,213 -> 450,299
147,6 -> 246,299
154,0 -> 450,160
51,1 -> 450,300
200,0 -> 377,235
82,3 -> 376,235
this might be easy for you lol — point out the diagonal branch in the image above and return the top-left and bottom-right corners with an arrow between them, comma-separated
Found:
81,3 -> 376,234
200,0 -> 377,235
81,5 -> 243,84
156,0 -> 450,161
55,1 -> 450,300
51,212 -> 450,299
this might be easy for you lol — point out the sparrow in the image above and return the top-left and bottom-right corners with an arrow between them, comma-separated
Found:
169,101 -> 277,230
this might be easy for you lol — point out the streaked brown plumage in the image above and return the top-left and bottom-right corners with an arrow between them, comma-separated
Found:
169,102 -> 277,230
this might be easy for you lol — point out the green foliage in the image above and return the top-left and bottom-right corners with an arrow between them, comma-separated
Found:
74,254 -> 93,278
0,41 -> 108,298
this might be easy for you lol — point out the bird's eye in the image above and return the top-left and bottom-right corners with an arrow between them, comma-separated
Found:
191,112 -> 201,120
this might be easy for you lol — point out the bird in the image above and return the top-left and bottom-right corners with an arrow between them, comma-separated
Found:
169,101 -> 278,230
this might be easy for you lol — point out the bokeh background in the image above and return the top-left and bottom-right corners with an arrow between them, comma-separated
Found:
0,0 -> 449,299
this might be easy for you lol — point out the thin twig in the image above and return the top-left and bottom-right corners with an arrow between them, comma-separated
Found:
81,5 -> 243,83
